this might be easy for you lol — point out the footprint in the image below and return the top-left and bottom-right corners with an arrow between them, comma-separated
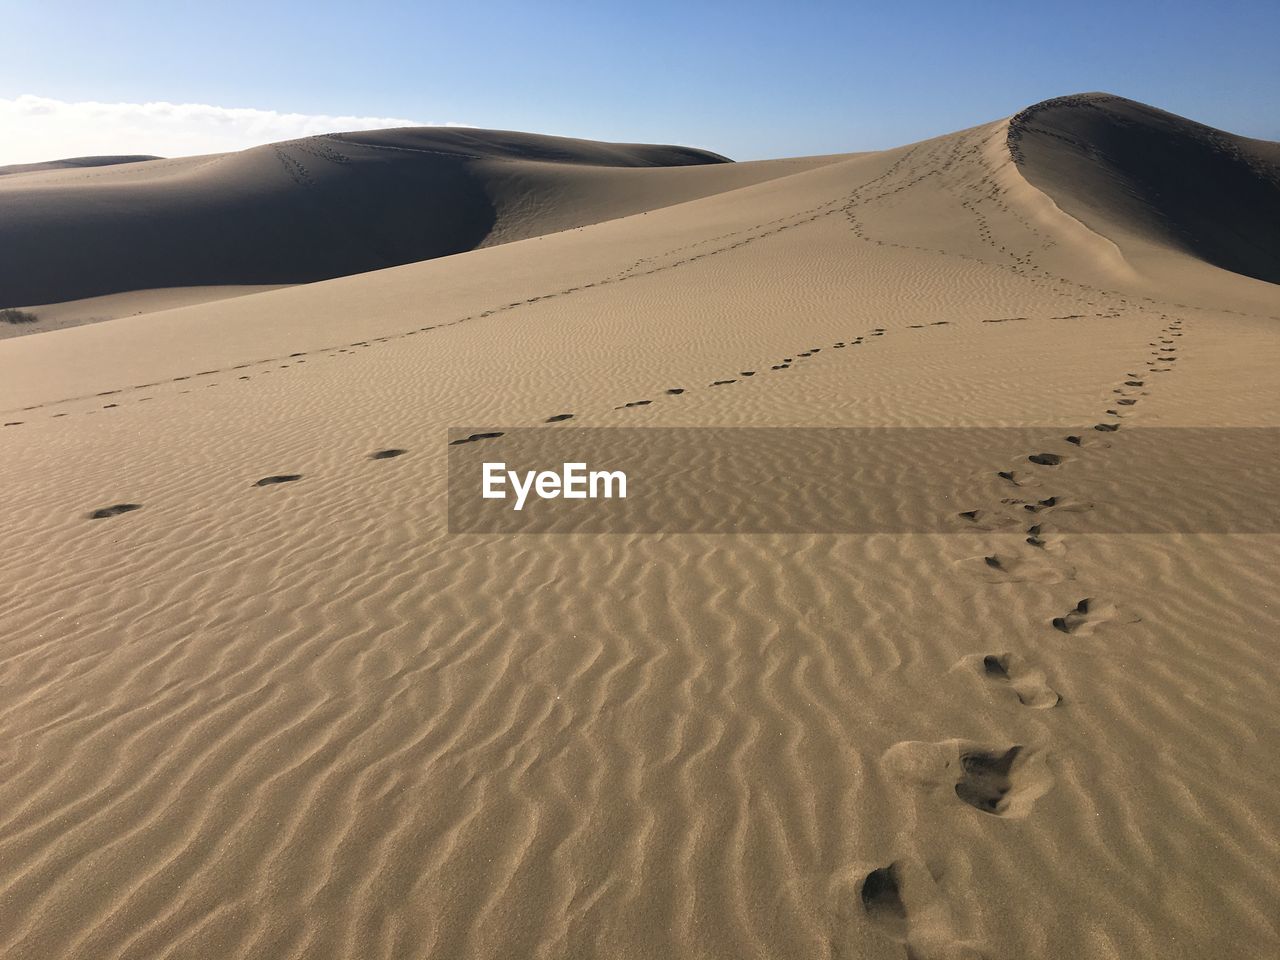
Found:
955,747 -> 1026,814
860,864 -> 907,942
87,503 -> 142,520
951,507 -> 1024,532
959,550 -> 1073,584
665,388 -> 685,395
450,432 -> 504,445
996,469 -> 1040,487
545,414 -> 574,423
369,449 -> 407,460
1020,495 -> 1061,514
1093,423 -> 1119,432
1051,597 -> 1137,635
960,653 -> 1060,708
255,475 -> 303,486
881,739 -> 1051,819
1027,453 -> 1063,466
618,400 -> 652,408
711,380 -> 736,386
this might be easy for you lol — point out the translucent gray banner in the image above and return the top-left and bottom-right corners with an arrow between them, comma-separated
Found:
447,427 -> 1280,534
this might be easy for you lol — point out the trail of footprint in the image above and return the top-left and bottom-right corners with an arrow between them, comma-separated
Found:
74,319 -> 894,519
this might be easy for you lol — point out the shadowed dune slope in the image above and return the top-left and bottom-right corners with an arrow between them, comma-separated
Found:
1009,93 -> 1280,285
0,128 -> 833,307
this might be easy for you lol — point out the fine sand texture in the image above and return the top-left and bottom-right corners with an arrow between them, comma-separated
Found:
2,93 -> 1279,960
0,286 -> 292,340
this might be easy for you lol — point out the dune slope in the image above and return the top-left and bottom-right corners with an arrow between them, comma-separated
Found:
0,128 -> 832,310
1009,92 -> 1280,285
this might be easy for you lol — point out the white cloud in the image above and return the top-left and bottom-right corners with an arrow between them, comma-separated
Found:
0,95 -> 457,165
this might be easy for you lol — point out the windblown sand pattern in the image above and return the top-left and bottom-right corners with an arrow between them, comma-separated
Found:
2,94 -> 1279,959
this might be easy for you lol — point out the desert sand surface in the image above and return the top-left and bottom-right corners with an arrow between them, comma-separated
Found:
0,286 -> 292,339
2,92 -> 1279,960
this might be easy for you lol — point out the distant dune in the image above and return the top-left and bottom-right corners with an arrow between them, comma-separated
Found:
0,128 -> 832,309
0,154 -> 162,177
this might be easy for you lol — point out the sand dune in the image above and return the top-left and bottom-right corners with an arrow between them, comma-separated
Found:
0,127 -> 833,312
2,94 -> 1279,960
1010,92 -> 1280,286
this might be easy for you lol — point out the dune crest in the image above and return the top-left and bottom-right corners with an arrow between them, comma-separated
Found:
1007,92 -> 1280,286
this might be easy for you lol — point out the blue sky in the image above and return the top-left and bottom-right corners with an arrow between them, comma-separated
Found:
1,0 -> 1277,162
